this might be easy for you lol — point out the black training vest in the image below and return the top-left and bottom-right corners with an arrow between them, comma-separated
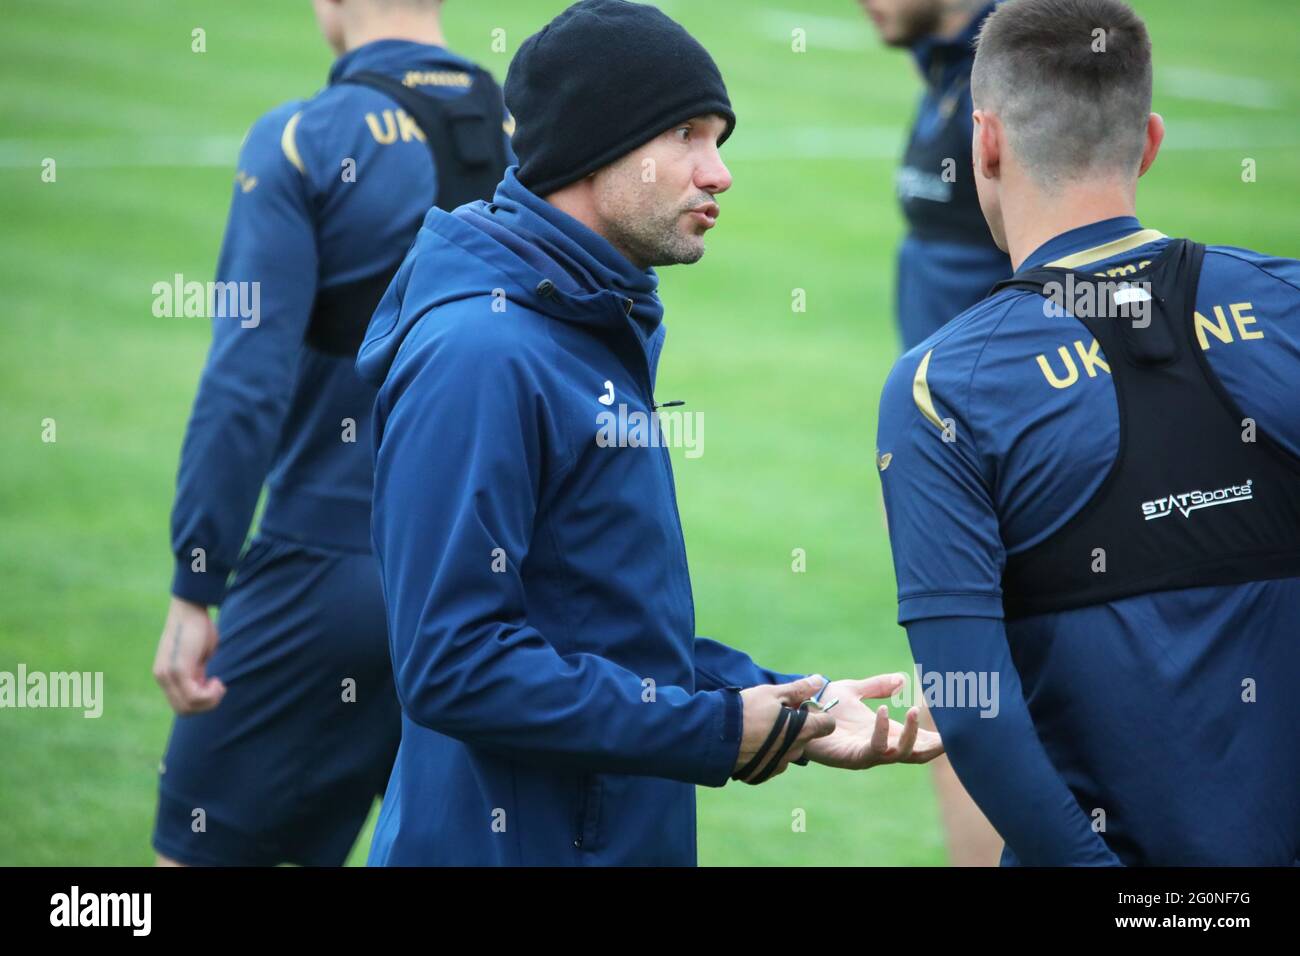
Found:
305,67 -> 509,356
992,239 -> 1300,618
897,75 -> 994,247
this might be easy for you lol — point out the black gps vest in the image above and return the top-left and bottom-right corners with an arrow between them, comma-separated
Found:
897,75 -> 995,248
991,239 -> 1300,618
306,67 -> 509,356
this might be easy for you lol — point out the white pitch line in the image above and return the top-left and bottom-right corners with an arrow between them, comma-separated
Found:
2,116 -> 1298,169
1161,119 -> 1300,150
727,125 -> 905,160
0,136 -> 244,169
724,119 -> 1300,161
1158,66 -> 1285,111
754,8 -> 877,51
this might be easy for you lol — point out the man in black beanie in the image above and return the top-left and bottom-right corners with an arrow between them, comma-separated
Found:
506,0 -> 737,268
356,0 -> 940,865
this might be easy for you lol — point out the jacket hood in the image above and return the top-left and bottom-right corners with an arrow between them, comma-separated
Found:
357,165 -> 666,386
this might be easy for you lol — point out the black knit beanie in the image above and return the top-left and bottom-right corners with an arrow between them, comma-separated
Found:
505,0 -> 736,196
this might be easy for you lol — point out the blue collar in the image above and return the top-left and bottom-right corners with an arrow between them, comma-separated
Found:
492,167 -> 664,336
1019,216 -> 1152,272
910,2 -> 997,88
327,38 -> 466,85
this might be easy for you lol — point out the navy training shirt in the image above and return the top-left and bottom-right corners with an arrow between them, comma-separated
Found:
170,40 -> 513,605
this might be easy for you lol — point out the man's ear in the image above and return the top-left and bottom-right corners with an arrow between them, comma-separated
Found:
1138,112 -> 1165,178
972,109 -> 1001,181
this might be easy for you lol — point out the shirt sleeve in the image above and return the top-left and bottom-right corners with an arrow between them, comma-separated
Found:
876,343 -> 1006,623
370,314 -> 741,787
906,616 -> 1122,866
169,105 -> 318,606
1209,245 -> 1300,293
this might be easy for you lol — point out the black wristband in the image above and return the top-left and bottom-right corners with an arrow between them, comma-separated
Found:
750,705 -> 808,784
732,705 -> 791,781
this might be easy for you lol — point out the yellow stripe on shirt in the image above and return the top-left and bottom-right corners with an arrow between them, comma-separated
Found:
912,349 -> 946,431
1047,229 -> 1166,269
280,111 -> 306,175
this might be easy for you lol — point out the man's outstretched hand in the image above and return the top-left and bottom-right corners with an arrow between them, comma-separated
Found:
803,674 -> 944,770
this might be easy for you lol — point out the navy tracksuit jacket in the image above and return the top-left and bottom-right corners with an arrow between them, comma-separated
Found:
358,167 -> 803,866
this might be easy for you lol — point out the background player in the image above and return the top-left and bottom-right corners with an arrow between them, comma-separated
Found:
859,0 -> 1010,351
150,0 -> 510,866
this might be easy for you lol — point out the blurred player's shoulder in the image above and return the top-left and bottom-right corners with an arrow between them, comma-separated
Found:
289,48 -> 485,180
227,99 -> 310,200
236,46 -> 489,199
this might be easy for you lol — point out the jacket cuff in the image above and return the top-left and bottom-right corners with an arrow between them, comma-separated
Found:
171,556 -> 231,607
698,688 -> 743,787
722,685 -> 742,746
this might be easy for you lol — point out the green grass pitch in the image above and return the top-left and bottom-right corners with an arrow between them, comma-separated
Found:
1,0 -> 1297,865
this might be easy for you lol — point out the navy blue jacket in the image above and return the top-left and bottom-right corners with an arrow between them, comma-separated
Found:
170,40 -> 509,604
357,167 -> 801,865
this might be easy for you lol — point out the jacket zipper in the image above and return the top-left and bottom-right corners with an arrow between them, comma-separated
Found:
613,301 -> 699,639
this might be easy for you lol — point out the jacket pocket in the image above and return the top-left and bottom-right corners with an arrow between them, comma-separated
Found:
573,774 -> 603,852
